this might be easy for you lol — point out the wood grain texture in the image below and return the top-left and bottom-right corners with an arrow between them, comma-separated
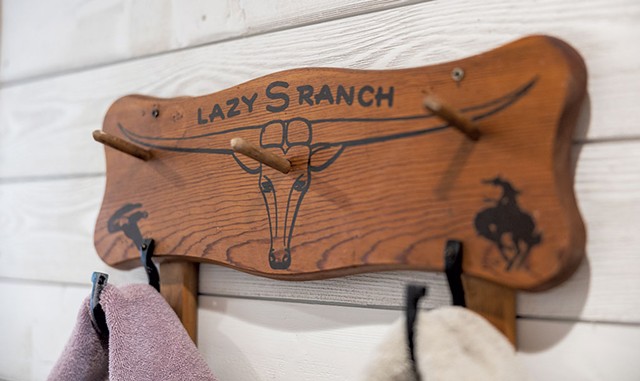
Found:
1,141 -> 639,322
1,0 -> 639,182
0,0 -> 427,83
463,276 -> 516,345
160,261 -> 199,343
1,1 -> 639,379
200,140 -> 640,323
423,94 -> 480,140
95,36 -> 586,291
92,130 -> 152,161
231,137 -> 292,174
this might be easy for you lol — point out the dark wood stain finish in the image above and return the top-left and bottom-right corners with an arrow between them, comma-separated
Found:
95,36 -> 587,292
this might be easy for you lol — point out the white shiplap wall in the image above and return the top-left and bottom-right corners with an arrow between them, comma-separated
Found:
1,1 -> 640,380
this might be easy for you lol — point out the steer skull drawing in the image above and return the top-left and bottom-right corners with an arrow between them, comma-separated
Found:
117,78 -> 536,269
247,118 -> 342,269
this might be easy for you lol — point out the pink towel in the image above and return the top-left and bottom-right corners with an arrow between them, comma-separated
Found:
48,283 -> 216,381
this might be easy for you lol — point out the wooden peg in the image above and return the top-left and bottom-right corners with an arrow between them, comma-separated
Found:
92,130 -> 152,161
230,137 -> 291,174
423,95 -> 481,141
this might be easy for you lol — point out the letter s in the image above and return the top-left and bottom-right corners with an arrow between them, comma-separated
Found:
266,81 -> 290,113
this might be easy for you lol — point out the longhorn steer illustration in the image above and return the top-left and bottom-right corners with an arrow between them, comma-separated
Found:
117,78 -> 536,269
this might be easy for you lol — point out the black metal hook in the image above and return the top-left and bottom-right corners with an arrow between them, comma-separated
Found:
405,284 -> 427,380
140,238 -> 160,292
404,240 -> 466,380
444,239 -> 466,307
90,272 -> 109,336
88,238 -> 158,336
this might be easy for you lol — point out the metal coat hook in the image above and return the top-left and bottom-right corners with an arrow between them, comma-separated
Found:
404,240 -> 465,380
141,238 -> 160,292
90,271 -> 109,336
405,284 -> 428,380
105,204 -> 160,291
88,241 -> 158,337
444,240 -> 466,307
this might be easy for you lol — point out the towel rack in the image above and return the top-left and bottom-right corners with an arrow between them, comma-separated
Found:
92,35 -> 587,346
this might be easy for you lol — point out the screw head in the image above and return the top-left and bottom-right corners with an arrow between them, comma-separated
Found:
451,67 -> 465,82
151,108 -> 160,118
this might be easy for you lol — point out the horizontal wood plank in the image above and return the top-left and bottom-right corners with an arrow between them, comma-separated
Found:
198,295 -> 399,381
1,0 -> 639,181
0,177 -> 148,285
0,279 -> 91,381
3,279 -> 639,380
198,296 -> 640,381
518,319 -> 640,381
520,140 -> 640,321
0,0 -> 426,83
201,266 -> 450,309
1,142 -> 640,322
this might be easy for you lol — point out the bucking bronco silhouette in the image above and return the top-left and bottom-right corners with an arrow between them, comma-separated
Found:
474,177 -> 542,270
114,78 -> 536,270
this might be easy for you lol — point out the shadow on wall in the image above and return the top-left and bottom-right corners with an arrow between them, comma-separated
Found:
518,93 -> 593,352
518,257 -> 592,352
573,93 -> 592,142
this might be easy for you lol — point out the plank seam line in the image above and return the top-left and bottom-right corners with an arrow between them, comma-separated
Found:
0,276 -> 92,289
0,172 -> 105,185
573,135 -> 640,145
517,314 -> 640,327
0,0 -> 429,89
203,294 -> 640,326
202,292 -> 446,311
2,278 -> 639,327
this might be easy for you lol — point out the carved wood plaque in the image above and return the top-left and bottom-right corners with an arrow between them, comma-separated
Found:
95,35 -> 586,291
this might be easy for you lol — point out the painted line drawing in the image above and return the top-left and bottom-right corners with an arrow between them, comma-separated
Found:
108,203 -> 148,249
116,78 -> 537,270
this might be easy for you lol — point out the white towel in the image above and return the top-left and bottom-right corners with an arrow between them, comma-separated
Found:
362,306 -> 529,381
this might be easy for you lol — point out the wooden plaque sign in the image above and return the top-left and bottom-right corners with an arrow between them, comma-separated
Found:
95,35 -> 586,291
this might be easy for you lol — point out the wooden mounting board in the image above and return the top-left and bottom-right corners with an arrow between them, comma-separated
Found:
95,35 -> 586,291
